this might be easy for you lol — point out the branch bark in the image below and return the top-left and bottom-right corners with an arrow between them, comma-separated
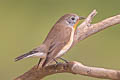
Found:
15,10 -> 120,80
15,61 -> 120,80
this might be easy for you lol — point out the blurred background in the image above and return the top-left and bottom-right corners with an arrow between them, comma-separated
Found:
0,0 -> 120,80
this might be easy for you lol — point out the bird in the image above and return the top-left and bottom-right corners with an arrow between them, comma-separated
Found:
15,13 -> 85,68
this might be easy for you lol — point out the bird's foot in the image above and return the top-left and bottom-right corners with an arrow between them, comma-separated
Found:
59,57 -> 69,63
53,59 -> 62,67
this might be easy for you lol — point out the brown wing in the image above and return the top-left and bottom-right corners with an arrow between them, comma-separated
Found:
42,23 -> 72,67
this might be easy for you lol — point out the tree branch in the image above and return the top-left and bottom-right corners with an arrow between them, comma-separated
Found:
73,9 -> 120,45
15,62 -> 120,80
14,10 -> 120,80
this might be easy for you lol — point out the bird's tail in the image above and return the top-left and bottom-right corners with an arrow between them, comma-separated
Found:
15,52 -> 35,61
15,44 -> 48,69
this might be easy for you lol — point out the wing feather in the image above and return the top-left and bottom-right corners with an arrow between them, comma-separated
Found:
42,23 -> 72,67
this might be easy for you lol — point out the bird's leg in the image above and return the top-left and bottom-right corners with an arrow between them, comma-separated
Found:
53,58 -> 63,67
59,57 -> 69,63
53,58 -> 59,64
37,58 -> 42,68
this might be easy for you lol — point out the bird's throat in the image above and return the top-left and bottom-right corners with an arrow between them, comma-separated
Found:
73,20 -> 80,30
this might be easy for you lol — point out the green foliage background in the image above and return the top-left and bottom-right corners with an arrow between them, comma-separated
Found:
0,0 -> 120,80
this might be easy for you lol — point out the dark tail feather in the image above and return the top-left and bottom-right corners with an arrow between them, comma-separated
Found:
15,53 -> 28,61
15,50 -> 38,61
15,51 -> 34,61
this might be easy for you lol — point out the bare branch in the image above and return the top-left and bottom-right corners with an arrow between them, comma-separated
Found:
15,62 -> 120,80
73,9 -> 120,45
15,10 -> 120,80
74,9 -> 98,44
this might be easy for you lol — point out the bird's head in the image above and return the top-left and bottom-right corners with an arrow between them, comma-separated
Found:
57,13 -> 85,29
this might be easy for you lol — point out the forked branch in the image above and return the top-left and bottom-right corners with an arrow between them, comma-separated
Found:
15,10 -> 120,80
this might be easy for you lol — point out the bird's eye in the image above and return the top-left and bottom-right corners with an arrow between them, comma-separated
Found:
71,17 -> 75,20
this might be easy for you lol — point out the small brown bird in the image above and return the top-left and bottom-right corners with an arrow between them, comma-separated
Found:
15,13 -> 85,68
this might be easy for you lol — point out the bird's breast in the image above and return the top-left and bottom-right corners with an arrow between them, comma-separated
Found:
55,28 -> 75,58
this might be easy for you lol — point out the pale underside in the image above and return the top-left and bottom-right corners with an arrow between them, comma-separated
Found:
55,27 -> 75,58
25,52 -> 46,58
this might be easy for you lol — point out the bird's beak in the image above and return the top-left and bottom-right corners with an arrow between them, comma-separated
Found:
73,16 -> 85,29
79,16 -> 86,20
